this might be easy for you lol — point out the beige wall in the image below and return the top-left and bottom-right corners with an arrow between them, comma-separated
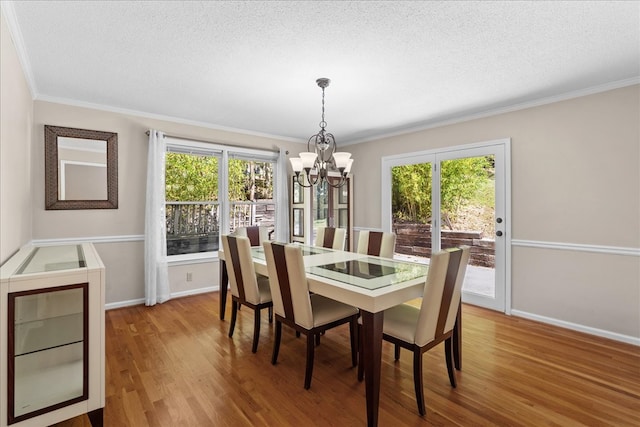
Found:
348,85 -> 640,339
0,11 -> 33,264
32,101 -> 301,304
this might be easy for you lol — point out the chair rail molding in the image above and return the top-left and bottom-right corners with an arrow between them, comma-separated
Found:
31,234 -> 144,245
511,239 -> 640,257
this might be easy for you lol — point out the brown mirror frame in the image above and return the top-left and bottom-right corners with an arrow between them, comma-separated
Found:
45,125 -> 118,210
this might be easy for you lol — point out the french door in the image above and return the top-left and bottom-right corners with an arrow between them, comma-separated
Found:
382,139 -> 510,312
291,176 -> 353,251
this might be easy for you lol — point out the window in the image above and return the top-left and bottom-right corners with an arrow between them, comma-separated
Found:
228,155 -> 275,237
164,138 -> 278,257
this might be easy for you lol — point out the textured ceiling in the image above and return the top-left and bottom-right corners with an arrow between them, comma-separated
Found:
4,1 -> 640,144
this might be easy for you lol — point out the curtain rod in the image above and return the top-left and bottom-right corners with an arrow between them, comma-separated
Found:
145,130 -> 283,154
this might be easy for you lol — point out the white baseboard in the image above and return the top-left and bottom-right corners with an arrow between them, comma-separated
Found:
105,285 -> 220,310
170,286 -> 218,299
510,309 -> 640,346
105,298 -> 145,310
105,289 -> 639,347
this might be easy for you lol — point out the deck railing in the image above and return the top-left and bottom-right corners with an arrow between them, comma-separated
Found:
165,201 -> 275,255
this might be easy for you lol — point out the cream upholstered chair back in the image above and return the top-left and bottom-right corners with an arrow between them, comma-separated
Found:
221,235 -> 262,304
415,246 -> 471,347
315,227 -> 346,250
235,226 -> 269,246
356,230 -> 396,258
263,242 -> 314,329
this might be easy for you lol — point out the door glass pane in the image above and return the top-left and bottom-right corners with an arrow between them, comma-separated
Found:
440,155 -> 496,297
313,180 -> 329,244
391,162 -> 433,261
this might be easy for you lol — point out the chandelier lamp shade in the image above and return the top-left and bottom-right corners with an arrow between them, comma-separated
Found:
290,78 -> 353,188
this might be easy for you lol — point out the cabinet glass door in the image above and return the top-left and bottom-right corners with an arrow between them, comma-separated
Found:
8,283 -> 88,424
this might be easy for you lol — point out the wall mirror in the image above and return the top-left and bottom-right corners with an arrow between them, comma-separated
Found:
45,125 -> 118,209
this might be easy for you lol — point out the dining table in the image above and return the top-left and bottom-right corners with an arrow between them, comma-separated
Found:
218,243 -> 461,427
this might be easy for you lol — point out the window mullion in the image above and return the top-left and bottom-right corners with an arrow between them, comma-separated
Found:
220,150 -> 230,236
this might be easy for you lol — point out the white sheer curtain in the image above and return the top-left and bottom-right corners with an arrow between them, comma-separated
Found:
274,148 -> 290,242
144,130 -> 170,306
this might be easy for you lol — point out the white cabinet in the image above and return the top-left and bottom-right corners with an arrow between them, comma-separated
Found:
1,244 -> 105,426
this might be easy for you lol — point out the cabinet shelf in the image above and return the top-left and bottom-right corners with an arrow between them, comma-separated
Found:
14,313 -> 84,356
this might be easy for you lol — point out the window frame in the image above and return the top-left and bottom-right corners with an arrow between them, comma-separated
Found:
164,137 -> 279,262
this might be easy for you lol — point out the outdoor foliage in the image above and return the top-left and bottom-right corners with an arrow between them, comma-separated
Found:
392,156 -> 494,225
165,153 -> 273,201
165,153 -> 218,201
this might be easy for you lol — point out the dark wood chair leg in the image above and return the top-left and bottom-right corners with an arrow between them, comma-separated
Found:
349,317 -> 357,367
271,320 -> 282,364
413,349 -> 426,416
87,407 -> 103,427
357,324 -> 364,381
229,300 -> 238,337
394,344 -> 401,361
268,306 -> 273,323
304,333 -> 315,389
315,333 -> 321,346
252,308 -> 261,353
219,260 -> 228,320
444,337 -> 457,387
453,303 -> 462,370
296,331 -> 301,338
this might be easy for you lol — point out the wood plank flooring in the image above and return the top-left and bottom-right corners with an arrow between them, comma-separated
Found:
53,292 -> 640,426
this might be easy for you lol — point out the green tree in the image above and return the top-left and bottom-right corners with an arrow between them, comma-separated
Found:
392,156 -> 493,224
165,154 -> 273,201
440,157 -> 493,220
165,153 -> 218,201
392,163 -> 432,221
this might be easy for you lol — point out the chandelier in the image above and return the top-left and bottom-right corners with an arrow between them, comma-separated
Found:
290,78 -> 353,188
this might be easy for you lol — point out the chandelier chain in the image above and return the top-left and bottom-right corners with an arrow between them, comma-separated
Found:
320,86 -> 326,129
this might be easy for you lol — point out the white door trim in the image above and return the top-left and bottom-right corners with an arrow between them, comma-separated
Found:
381,138 -> 512,314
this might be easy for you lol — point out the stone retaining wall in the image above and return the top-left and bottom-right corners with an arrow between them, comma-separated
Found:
393,223 -> 495,267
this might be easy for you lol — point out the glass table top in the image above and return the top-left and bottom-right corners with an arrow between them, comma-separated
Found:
247,244 -> 429,291
250,245 -> 332,260
308,256 -> 429,290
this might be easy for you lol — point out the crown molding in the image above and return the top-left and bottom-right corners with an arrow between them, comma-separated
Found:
1,1 -> 37,98
342,77 -> 640,146
34,94 -> 305,144
5,0 -> 637,147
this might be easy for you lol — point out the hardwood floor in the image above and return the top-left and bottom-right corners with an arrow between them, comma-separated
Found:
53,292 -> 639,426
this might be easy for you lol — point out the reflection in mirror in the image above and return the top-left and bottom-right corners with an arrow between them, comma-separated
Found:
45,125 -> 118,210
58,137 -> 107,200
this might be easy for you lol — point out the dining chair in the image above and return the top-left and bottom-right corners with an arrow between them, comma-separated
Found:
358,246 -> 470,416
315,226 -> 346,250
263,241 -> 359,389
234,226 -> 270,246
356,230 -> 396,258
221,235 -> 273,353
